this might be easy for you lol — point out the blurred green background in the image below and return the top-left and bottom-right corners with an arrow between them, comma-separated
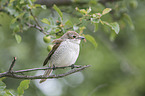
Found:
0,0 -> 145,96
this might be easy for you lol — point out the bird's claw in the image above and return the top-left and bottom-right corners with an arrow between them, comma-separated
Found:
53,64 -> 56,70
71,64 -> 75,69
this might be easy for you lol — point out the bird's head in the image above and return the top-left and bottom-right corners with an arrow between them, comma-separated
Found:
53,31 -> 85,44
61,31 -> 85,40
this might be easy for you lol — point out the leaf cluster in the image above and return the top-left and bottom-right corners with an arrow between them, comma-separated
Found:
0,79 -> 30,96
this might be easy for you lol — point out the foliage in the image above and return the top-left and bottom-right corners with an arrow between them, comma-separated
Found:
17,80 -> 30,96
1,0 -> 144,96
0,0 -> 121,45
84,34 -> 98,48
0,79 -> 30,96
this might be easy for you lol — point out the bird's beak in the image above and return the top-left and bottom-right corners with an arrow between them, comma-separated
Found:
77,36 -> 86,42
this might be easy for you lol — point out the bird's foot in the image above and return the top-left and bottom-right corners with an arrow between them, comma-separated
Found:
53,64 -> 56,70
70,64 -> 75,69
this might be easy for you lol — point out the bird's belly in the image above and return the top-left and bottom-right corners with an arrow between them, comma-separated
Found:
50,42 -> 80,67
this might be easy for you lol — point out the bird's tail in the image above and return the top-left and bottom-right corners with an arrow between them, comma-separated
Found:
39,69 -> 53,83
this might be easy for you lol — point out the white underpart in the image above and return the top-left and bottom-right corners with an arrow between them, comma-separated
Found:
49,39 -> 80,67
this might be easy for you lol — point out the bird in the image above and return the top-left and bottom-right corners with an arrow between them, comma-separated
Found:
39,31 -> 85,83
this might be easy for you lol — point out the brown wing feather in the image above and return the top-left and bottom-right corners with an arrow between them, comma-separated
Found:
43,39 -> 62,66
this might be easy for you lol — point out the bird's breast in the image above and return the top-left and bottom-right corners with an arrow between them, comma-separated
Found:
50,40 -> 80,66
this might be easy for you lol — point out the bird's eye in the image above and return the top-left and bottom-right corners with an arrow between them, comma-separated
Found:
73,35 -> 76,38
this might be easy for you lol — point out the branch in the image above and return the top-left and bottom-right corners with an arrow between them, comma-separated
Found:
28,9 -> 47,35
26,23 -> 52,35
26,23 -> 42,31
0,65 -> 90,79
12,65 -> 83,73
0,57 -> 90,79
8,57 -> 16,72
29,9 -> 42,30
26,20 -> 82,36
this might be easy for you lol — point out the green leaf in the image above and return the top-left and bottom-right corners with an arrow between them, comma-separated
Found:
6,90 -> 15,96
34,4 -> 41,8
94,23 -> 98,32
53,5 -> 63,20
65,20 -> 73,26
10,0 -> 15,3
76,7 -> 91,14
84,34 -> 98,48
5,7 -> 19,16
20,0 -> 25,4
11,12 -> 25,24
15,34 -> 22,44
11,18 -> 17,24
102,8 -> 112,15
30,0 -> 36,2
103,21 -> 120,34
16,12 -> 25,18
123,13 -> 135,30
41,18 -> 50,25
87,7 -> 91,13
28,0 -> 33,5
17,80 -> 30,95
80,9 -> 88,14
0,81 -> 6,91
79,26 -> 86,32
91,18 -> 100,23
41,5 -> 46,9
89,0 -> 97,4
110,31 -> 117,41
109,22 -> 120,34
13,25 -> 20,32
34,4 -> 46,9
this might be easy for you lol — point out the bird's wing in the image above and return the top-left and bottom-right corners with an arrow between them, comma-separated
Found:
43,39 -> 63,66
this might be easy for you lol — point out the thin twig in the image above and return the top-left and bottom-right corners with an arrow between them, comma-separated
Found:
26,23 -> 42,31
29,9 -> 42,30
29,9 -> 47,35
8,57 -> 16,72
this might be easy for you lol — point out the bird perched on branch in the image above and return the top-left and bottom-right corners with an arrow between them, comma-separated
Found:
40,31 -> 85,83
